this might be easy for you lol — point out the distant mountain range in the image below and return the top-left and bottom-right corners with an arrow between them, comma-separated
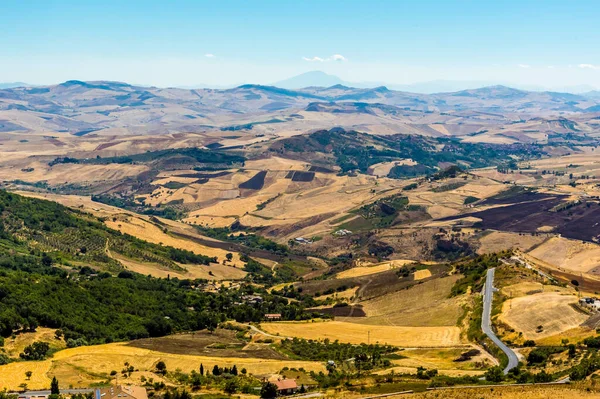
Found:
0,82 -> 29,89
1,79 -> 600,143
272,71 -> 598,94
4,71 -> 598,94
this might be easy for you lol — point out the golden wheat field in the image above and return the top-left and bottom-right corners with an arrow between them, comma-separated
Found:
335,260 -> 415,279
259,321 -> 463,347
0,342 -> 325,391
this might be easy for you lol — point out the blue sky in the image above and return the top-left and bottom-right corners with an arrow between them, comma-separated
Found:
2,0 -> 600,88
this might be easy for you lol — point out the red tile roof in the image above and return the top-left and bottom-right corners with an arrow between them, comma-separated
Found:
273,379 -> 298,391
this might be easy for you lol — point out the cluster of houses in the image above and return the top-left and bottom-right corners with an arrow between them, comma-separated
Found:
579,297 -> 600,310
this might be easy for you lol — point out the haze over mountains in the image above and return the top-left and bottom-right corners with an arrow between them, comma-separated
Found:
5,70 -> 599,94
1,78 -> 600,146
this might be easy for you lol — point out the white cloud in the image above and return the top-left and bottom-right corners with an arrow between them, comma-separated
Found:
330,54 -> 347,62
205,54 -> 216,58
579,63 -> 600,70
302,54 -> 347,62
518,64 -> 531,68
302,56 -> 325,62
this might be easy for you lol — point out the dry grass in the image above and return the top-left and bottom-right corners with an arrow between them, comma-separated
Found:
0,162 -> 149,185
478,231 -> 547,254
390,348 -> 490,372
499,292 -> 588,339
259,320 -> 462,347
528,236 -> 600,274
0,342 -> 324,391
405,384 -> 600,399
536,326 -> 596,346
500,282 -> 565,298
2,328 -> 65,358
343,275 -> 464,327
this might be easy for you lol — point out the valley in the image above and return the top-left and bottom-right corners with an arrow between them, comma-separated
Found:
3,80 -> 600,398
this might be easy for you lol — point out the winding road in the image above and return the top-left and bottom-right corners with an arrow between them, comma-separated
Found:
482,267 -> 519,374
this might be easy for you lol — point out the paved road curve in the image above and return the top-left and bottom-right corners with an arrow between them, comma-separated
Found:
482,267 -> 519,374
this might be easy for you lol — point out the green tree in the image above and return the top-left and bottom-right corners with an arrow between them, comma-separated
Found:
50,377 -> 60,395
484,366 -> 504,383
199,363 -> 204,376
231,365 -> 238,376
20,342 -> 50,361
212,365 -> 221,376
25,371 -> 32,380
155,361 -> 167,375
41,253 -> 53,267
260,382 -> 278,399
224,380 -> 238,395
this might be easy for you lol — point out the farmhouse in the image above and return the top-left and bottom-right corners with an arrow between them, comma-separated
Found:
95,386 -> 148,399
273,378 -> 298,395
579,297 -> 600,310
264,313 -> 282,321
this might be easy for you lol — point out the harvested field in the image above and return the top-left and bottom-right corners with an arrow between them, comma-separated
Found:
499,292 -> 588,339
500,282 -> 550,298
343,275 -> 463,327
336,260 -> 414,279
259,321 -> 462,347
0,342 -> 324,391
528,236 -> 600,274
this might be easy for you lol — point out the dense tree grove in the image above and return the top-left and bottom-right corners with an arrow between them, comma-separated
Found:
0,190 -> 314,344
0,268 -> 312,343
279,338 -> 397,363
